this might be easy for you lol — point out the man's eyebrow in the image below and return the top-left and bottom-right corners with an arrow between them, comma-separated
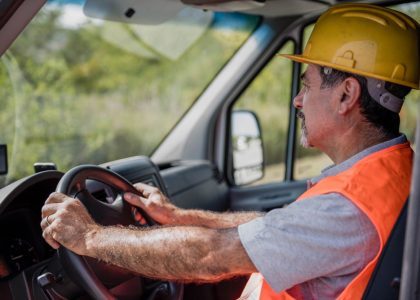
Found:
300,72 -> 307,81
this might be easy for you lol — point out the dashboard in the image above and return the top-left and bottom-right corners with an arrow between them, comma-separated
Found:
0,209 -> 51,280
0,173 -> 62,282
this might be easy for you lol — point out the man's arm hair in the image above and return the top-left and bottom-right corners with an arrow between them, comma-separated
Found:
176,210 -> 265,229
85,225 -> 257,282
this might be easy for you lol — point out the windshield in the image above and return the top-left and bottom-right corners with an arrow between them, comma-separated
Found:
0,0 -> 259,186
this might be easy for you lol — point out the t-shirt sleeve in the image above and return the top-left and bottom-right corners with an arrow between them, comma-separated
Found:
238,193 -> 379,293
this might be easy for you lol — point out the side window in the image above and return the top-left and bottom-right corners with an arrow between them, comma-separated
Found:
294,2 -> 420,180
231,41 -> 294,185
393,3 -> 420,144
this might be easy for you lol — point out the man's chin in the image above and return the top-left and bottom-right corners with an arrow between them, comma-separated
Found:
300,136 -> 311,148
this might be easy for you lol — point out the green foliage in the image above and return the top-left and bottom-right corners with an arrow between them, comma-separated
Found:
0,7 -> 258,185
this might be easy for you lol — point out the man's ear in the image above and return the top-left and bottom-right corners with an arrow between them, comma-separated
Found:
337,77 -> 361,115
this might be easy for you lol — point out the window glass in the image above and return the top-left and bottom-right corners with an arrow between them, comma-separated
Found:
294,2 -> 420,180
0,0 -> 259,186
232,41 -> 293,185
393,3 -> 420,144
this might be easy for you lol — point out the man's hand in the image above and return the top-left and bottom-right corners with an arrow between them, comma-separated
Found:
124,183 -> 182,225
124,183 -> 264,228
40,192 -> 100,256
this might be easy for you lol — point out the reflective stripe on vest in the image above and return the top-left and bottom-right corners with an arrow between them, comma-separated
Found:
240,142 -> 413,300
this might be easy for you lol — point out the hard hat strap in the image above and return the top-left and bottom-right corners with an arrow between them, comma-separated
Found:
366,78 -> 403,113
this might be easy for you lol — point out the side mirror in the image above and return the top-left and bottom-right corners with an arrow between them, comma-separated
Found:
230,110 -> 264,185
0,144 -> 7,175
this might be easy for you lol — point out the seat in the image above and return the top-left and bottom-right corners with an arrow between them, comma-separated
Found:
362,201 -> 408,300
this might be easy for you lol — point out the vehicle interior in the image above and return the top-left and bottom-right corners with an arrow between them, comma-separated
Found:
0,0 -> 418,299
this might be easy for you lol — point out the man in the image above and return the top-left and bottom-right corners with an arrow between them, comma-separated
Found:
41,4 -> 419,299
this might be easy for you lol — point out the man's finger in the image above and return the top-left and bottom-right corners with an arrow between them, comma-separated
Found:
45,192 -> 69,205
40,215 -> 50,230
41,203 -> 61,219
124,192 -> 148,209
133,183 -> 158,196
42,223 -> 61,249
40,213 -> 57,229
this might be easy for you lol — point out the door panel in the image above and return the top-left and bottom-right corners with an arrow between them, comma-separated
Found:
160,160 -> 229,211
230,180 -> 306,211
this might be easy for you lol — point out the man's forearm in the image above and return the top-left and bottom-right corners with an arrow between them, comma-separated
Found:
175,210 -> 264,229
85,225 -> 256,282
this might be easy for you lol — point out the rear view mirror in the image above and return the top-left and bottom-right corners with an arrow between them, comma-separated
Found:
231,110 -> 264,185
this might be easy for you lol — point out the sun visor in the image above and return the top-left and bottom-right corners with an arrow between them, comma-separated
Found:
181,0 -> 330,16
83,0 -> 185,25
182,0 -> 265,12
84,0 -> 331,22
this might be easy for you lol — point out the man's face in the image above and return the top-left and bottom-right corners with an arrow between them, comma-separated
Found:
293,64 -> 339,149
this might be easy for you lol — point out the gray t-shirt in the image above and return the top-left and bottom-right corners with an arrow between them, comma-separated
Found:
238,135 -> 407,299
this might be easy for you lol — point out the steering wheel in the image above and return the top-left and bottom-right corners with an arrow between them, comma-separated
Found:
55,165 -> 183,300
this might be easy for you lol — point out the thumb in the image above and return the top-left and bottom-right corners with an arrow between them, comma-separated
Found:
124,192 -> 147,209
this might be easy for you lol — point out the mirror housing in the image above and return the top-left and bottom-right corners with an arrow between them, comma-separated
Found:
0,144 -> 7,175
230,110 -> 264,185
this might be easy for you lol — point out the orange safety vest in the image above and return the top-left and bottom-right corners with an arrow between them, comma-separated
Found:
240,142 -> 413,300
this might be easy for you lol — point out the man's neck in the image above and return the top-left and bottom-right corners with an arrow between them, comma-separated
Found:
323,125 -> 395,165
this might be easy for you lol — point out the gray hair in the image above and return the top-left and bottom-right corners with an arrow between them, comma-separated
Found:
318,66 -> 411,138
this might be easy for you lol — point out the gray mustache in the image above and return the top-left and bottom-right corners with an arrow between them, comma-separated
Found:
297,111 -> 305,120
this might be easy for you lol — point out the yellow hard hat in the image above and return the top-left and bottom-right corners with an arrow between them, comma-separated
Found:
281,4 -> 419,89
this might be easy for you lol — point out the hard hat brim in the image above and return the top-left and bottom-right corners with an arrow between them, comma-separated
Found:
279,53 -> 420,90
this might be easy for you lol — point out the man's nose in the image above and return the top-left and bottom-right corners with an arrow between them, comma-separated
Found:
293,89 -> 303,109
